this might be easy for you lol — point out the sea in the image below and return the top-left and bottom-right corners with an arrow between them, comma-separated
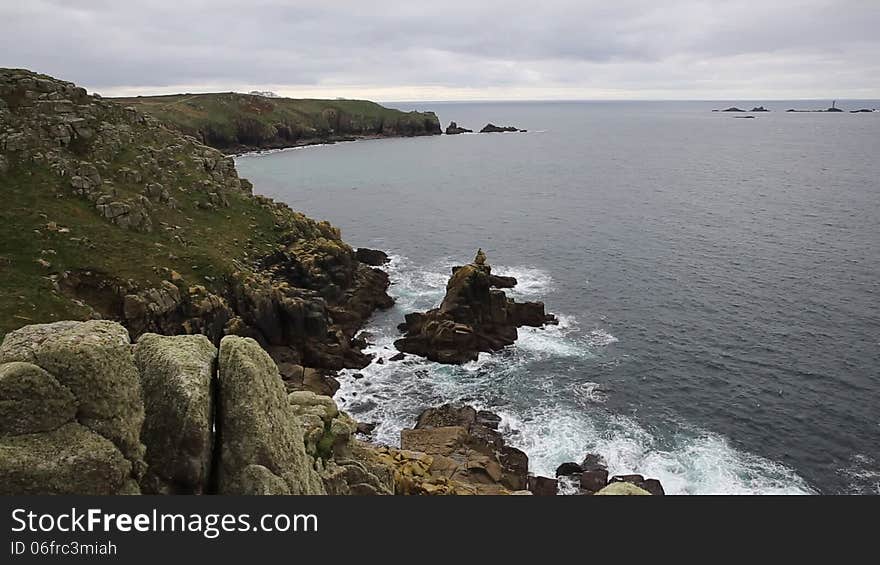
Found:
236,100 -> 880,494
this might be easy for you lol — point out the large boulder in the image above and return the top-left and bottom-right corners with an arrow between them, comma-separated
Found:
0,423 -> 137,495
395,251 -> 557,364
0,320 -> 146,492
134,334 -> 217,494
0,362 -> 76,435
215,336 -> 325,494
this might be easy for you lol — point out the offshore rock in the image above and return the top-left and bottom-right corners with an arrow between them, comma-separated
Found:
445,121 -> 473,135
480,123 -> 525,133
395,250 -> 557,364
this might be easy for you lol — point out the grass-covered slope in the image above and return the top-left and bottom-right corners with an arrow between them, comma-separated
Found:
0,69 -> 390,371
113,92 -> 441,152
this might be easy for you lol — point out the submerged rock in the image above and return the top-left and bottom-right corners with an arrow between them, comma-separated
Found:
395,250 -> 557,364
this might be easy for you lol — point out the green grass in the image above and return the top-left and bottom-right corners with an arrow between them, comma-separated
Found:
113,93 -> 440,150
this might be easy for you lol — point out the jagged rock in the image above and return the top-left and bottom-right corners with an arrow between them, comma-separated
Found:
355,247 -> 389,266
0,362 -> 76,436
445,121 -> 473,135
594,482 -> 653,495
0,321 -> 146,477
216,336 -> 325,495
580,453 -> 607,471
395,251 -> 557,364
403,403 -> 528,491
480,123 -> 525,133
134,334 -> 217,494
721,107 -> 745,112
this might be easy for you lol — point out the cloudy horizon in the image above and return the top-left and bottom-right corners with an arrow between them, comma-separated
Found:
2,0 -> 879,101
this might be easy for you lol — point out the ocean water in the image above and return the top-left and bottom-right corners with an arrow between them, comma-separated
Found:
236,101 -> 880,494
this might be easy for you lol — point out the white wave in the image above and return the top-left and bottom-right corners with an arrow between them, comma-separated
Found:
587,328 -> 618,347
337,252 -> 815,496
838,454 -> 880,495
493,265 -> 555,298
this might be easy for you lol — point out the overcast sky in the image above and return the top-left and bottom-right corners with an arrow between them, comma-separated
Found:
2,0 -> 879,101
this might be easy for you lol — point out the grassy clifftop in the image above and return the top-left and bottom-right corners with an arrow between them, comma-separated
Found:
0,69 -> 390,372
113,92 -> 441,152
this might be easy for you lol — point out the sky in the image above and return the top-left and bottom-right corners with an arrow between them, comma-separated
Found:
2,0 -> 879,101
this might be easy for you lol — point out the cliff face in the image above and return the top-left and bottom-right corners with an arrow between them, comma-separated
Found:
0,68 -> 391,384
112,92 -> 442,153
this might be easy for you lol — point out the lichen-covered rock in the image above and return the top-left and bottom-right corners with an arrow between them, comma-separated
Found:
134,333 -> 217,494
594,482 -> 653,496
0,361 -> 76,436
226,464 -> 292,495
0,321 -> 146,473
0,423 -> 135,495
216,336 -> 324,494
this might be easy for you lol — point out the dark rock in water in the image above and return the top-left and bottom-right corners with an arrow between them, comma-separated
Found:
356,422 -> 377,436
528,475 -> 558,496
480,123 -> 524,133
610,474 -> 645,484
403,403 -> 529,491
580,469 -> 609,493
850,109 -> 874,113
721,107 -> 745,112
389,352 -> 405,361
355,248 -> 390,266
751,106 -> 769,112
733,116 -> 756,119
639,478 -> 666,496
555,462 -> 584,477
580,453 -> 608,471
351,372 -> 364,380
445,121 -> 473,135
394,250 -> 557,364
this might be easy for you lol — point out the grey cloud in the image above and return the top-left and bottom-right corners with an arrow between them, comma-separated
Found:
1,0 -> 878,99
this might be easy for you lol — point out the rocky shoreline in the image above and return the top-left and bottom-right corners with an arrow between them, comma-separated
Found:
0,68 -> 665,496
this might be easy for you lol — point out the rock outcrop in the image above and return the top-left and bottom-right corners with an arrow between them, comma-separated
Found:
395,250 -> 557,364
399,403 -> 529,493
216,336 -> 325,494
134,333 -> 216,494
480,123 -> 526,133
445,121 -> 473,135
0,320 -> 145,494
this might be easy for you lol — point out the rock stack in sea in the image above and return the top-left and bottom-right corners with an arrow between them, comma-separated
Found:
394,250 -> 557,364
445,121 -> 473,135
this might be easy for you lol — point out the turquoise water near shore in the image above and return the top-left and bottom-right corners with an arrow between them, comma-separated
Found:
237,101 -> 880,494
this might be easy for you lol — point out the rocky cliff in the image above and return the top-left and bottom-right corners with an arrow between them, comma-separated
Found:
113,92 -> 442,153
0,68 -> 392,389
